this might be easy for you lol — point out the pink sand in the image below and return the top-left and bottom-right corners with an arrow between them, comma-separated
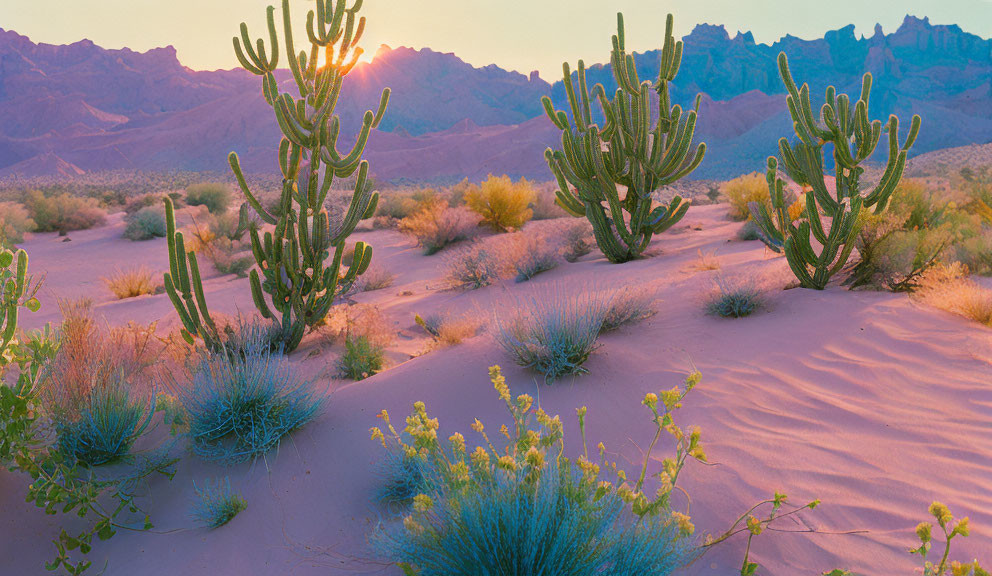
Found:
2,204 -> 990,575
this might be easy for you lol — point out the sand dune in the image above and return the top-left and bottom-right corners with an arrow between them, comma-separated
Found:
2,204 -> 990,575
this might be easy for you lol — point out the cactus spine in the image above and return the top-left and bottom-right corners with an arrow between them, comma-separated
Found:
229,0 -> 389,352
0,247 -> 39,365
750,52 -> 922,290
543,13 -> 705,263
163,197 -> 222,350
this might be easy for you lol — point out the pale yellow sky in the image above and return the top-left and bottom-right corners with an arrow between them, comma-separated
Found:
2,0 -> 991,79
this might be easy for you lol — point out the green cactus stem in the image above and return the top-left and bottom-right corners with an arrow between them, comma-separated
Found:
0,247 -> 41,366
542,13 -> 705,263
163,197 -> 222,350
226,0 -> 388,352
750,52 -> 922,290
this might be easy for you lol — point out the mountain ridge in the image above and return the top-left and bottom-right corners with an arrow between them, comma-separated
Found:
0,15 -> 989,183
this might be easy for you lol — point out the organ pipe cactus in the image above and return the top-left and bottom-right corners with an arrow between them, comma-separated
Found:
0,247 -> 40,367
228,0 -> 388,352
749,52 -> 922,289
163,197 -> 223,351
543,13 -> 705,263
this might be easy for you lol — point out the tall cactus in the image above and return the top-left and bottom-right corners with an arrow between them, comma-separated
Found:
0,247 -> 40,367
163,197 -> 222,351
750,53 -> 922,290
543,13 -> 705,263
228,0 -> 389,352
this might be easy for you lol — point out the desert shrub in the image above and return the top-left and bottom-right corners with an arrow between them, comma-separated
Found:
370,367 -> 707,576
915,263 -> 992,326
601,287 -> 656,332
185,183 -> 232,215
191,477 -> 248,529
124,193 -> 164,215
40,304 -> 159,466
707,277 -> 763,318
415,312 -> 480,348
0,201 -> 36,246
376,192 -> 420,221
445,244 -> 503,289
494,285 -> 612,382
399,201 -> 479,255
175,327 -> 323,464
848,182 -> 955,292
514,236 -> 561,282
337,335 -> 386,380
530,185 -> 569,220
104,267 -> 159,299
956,229 -> 992,275
721,172 -> 768,221
322,304 -> 395,349
23,190 -> 107,233
354,264 -> 395,292
559,220 -> 595,262
123,205 -> 167,241
464,175 -> 536,232
691,248 -> 721,271
737,219 -> 762,241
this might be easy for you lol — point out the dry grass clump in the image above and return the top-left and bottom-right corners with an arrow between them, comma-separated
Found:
706,276 -> 764,318
464,175 -> 536,232
185,183 -> 232,215
0,201 -> 36,246
512,233 -> 561,282
557,220 -> 595,262
103,266 -> 161,299
720,172 -> 768,221
915,264 -> 992,325
399,201 -> 479,255
691,249 -> 721,272
184,210 -> 254,277
601,286 -> 656,332
124,193 -> 167,215
23,190 -> 106,234
322,304 -> 395,349
354,264 -> 396,293
444,243 -> 504,290
415,312 -> 481,348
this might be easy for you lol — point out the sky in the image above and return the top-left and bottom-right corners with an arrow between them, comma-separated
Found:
2,0 -> 991,80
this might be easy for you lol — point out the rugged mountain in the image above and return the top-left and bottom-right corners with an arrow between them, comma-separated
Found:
0,16 -> 989,183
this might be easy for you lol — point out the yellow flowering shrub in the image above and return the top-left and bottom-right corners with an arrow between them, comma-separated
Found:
464,175 -> 536,232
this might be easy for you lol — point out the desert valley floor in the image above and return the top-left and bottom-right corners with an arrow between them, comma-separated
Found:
1,204 -> 990,576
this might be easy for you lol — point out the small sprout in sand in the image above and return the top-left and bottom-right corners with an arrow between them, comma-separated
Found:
192,478 -> 247,529
707,276 -> 763,319
103,267 -> 161,299
600,286 -> 656,333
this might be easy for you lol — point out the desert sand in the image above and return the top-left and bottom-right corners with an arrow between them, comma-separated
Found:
2,204 -> 990,575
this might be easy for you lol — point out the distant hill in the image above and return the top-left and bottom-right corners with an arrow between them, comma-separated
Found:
0,15 -> 988,184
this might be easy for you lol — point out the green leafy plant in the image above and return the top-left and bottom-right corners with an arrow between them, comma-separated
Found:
370,366 -> 705,576
911,502 -> 987,576
707,277 -> 763,318
749,53 -> 922,289
543,13 -> 704,263
337,335 -> 385,381
226,0 -> 390,352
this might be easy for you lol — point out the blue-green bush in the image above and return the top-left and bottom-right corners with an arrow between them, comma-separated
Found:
54,383 -> 155,467
191,477 -> 247,529
494,285 -> 612,382
707,278 -> 763,319
177,327 -> 322,464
